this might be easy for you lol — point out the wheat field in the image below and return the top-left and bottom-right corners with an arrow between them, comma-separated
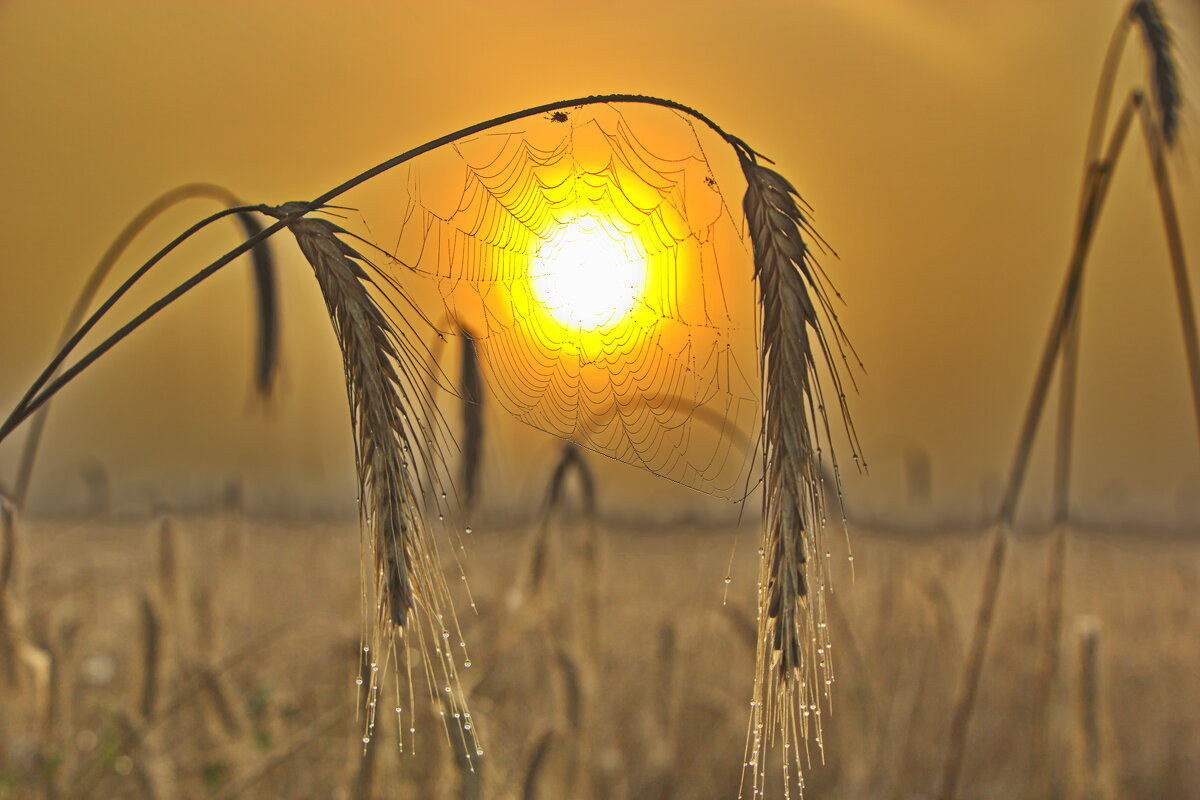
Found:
1,508 -> 1195,800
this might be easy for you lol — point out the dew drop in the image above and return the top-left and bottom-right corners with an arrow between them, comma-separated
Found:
362,737 -> 370,744
354,678 -> 363,686
464,660 -> 472,668
465,526 -> 473,535
724,576 -> 732,585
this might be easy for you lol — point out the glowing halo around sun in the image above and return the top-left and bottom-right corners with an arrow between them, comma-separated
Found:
529,216 -> 647,331
375,103 -> 763,499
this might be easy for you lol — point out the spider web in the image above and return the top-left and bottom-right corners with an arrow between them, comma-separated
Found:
360,103 -> 763,499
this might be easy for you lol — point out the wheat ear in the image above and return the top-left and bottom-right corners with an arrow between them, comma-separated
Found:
738,147 -> 859,780
265,205 -> 472,749
458,322 -> 485,514
1130,0 -> 1180,148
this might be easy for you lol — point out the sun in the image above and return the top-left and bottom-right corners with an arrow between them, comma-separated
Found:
529,217 -> 647,331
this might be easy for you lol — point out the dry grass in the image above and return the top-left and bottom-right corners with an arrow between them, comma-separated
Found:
0,515 -> 1194,799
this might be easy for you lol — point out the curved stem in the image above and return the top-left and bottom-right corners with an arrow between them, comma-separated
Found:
936,525 -> 1008,800
1,94 -> 754,450
0,205 -> 256,444
1084,18 -> 1132,172
1138,99 -> 1200,449
998,92 -> 1140,525
1053,308 -> 1081,524
306,94 -> 752,214
11,184 -> 247,508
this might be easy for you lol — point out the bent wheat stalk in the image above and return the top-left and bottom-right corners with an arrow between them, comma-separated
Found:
1,93 -> 852,785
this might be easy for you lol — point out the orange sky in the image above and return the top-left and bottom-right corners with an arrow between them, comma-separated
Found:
1,0 -> 1199,525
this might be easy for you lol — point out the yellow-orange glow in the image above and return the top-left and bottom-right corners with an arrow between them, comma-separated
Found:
529,217 -> 647,331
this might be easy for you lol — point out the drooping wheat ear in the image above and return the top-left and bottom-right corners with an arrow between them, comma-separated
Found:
1129,0 -> 1180,149
738,147 -> 860,777
458,322 -> 484,513
273,207 -> 426,626
264,204 -> 470,749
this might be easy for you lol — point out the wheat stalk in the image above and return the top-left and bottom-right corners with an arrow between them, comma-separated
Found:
941,4 -> 1186,799
10,184 -> 277,511
1061,0 -> 1181,507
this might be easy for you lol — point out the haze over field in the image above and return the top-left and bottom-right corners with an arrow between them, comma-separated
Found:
1,0 -> 1199,525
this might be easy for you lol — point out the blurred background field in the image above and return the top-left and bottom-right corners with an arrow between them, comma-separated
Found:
2,507 -> 1196,799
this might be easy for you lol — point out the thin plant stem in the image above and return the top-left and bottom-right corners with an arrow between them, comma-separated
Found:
934,525 -> 1008,800
1050,18 -> 1129,520
997,92 -> 1140,524
11,184 -> 252,509
0,205 -> 256,444
1032,525 -> 1068,798
0,95 -> 753,450
1084,17 -> 1133,170
1137,99 -> 1200,448
1053,311 -> 1081,524
939,93 -> 1142,800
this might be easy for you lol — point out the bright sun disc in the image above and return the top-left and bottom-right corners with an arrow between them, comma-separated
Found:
530,217 -> 646,330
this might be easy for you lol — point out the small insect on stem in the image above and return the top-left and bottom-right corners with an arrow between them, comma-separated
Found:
547,111 -> 570,123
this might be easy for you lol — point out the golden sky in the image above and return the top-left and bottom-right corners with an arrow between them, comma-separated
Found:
1,0 -> 1199,524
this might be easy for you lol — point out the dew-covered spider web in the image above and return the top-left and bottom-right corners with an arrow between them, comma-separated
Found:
357,102 -> 764,498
